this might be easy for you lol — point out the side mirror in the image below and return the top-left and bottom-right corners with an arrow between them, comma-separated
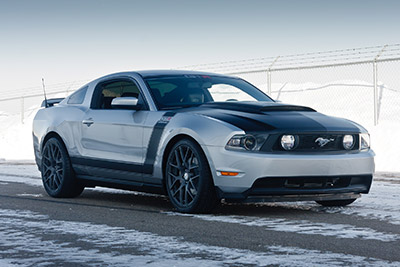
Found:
111,97 -> 140,110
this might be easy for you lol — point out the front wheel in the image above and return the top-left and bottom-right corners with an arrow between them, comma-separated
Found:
41,137 -> 84,198
165,139 -> 218,213
316,198 -> 357,207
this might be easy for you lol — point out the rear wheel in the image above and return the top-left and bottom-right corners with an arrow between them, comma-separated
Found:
165,139 -> 218,213
41,137 -> 84,198
316,198 -> 357,207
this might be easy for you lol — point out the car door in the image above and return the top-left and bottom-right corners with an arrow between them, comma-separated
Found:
79,78 -> 149,182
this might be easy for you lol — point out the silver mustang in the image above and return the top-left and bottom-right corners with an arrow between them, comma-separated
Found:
32,70 -> 375,213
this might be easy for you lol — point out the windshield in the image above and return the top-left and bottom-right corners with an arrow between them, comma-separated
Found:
144,75 -> 273,110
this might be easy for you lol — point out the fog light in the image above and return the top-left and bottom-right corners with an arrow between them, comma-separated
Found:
281,135 -> 295,150
343,135 -> 354,150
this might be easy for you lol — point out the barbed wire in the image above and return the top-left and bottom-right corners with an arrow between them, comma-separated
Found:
1,80 -> 89,100
180,44 -> 400,73
218,54 -> 397,74
180,44 -> 394,69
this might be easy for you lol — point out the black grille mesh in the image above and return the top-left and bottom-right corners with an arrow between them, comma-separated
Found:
268,133 -> 359,152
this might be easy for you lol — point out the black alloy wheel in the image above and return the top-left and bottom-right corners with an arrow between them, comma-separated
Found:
165,139 -> 218,213
41,137 -> 84,198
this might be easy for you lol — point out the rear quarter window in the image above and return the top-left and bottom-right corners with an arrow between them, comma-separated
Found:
67,86 -> 88,104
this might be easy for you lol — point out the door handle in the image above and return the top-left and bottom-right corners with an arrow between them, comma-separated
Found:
82,119 -> 94,126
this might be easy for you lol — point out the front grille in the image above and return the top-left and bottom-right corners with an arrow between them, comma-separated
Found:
298,134 -> 355,151
261,133 -> 360,152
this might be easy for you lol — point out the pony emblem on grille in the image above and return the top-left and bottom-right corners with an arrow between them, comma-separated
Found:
315,137 -> 335,147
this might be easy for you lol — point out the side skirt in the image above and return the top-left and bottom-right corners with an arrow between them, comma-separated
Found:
77,174 -> 165,195
71,157 -> 164,194
71,157 -> 164,185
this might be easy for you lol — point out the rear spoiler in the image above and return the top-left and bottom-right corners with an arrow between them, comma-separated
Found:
41,98 -> 64,108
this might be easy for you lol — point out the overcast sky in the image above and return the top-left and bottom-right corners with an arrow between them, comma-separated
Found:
1,0 -> 400,92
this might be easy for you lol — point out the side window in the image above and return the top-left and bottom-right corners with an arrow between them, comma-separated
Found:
147,81 -> 177,97
146,81 -> 177,107
67,86 -> 88,104
93,80 -> 146,109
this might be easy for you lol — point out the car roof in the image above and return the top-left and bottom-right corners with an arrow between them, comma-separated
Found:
135,70 -> 233,78
88,70 -> 239,88
95,70 -> 233,78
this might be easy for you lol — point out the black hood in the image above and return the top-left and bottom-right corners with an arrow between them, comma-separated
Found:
181,101 -> 362,133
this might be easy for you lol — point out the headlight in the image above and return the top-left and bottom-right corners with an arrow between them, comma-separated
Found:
243,135 -> 256,150
343,135 -> 354,150
281,135 -> 296,150
360,133 -> 370,150
226,134 -> 266,151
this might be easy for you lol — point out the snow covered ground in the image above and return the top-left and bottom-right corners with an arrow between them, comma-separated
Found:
0,112 -> 36,161
1,207 -> 397,266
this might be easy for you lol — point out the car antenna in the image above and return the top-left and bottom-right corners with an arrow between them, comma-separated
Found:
42,78 -> 48,107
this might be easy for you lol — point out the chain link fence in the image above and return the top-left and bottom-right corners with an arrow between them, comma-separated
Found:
229,59 -> 400,127
0,45 -> 399,127
375,60 -> 400,124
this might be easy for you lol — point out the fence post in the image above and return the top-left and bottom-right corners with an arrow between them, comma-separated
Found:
372,45 -> 387,126
266,56 -> 280,97
20,96 -> 24,124
267,69 -> 272,96
373,61 -> 378,126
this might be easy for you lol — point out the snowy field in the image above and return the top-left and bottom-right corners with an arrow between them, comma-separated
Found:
0,163 -> 399,266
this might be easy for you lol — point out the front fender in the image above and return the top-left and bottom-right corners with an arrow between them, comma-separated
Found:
152,113 -> 243,180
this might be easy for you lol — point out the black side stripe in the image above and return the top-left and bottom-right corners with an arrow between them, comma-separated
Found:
70,157 -> 142,173
143,112 -> 176,174
71,112 -> 176,175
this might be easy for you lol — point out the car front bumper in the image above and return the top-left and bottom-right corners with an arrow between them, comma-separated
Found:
204,146 -> 375,201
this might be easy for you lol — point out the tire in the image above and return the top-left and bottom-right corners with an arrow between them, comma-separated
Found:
315,198 -> 357,207
41,137 -> 84,198
165,139 -> 219,213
